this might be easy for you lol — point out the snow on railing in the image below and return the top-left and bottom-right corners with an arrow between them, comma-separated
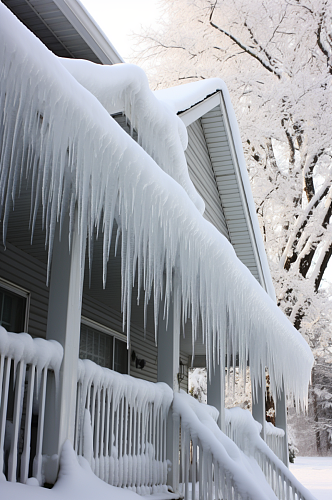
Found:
225,407 -> 317,500
173,392 -> 277,500
265,421 -> 285,461
0,326 -> 63,484
75,359 -> 173,495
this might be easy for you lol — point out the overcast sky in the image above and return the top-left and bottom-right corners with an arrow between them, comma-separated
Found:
80,0 -> 160,61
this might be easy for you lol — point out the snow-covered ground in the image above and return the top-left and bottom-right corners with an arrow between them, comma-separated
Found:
0,443 -> 178,500
290,457 -> 332,500
1,448 -> 331,500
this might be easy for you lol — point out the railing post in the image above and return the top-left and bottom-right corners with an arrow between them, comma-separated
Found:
157,275 -> 180,493
43,212 -> 84,483
275,384 -> 289,467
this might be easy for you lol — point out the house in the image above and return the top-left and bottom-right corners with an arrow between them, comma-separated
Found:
0,1 -> 314,499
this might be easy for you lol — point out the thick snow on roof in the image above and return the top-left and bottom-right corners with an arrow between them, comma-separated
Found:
0,3 -> 313,407
154,79 -> 225,114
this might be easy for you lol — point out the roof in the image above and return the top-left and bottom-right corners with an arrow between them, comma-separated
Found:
2,0 -> 123,64
155,82 -> 276,300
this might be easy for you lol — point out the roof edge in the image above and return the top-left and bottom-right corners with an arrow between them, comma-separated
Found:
53,0 -> 124,64
179,90 -> 276,301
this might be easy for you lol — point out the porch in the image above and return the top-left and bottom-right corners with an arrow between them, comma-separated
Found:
0,327 -> 315,500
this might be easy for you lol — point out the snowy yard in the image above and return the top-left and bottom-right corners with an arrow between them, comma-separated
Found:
290,457 -> 332,500
0,445 -> 331,500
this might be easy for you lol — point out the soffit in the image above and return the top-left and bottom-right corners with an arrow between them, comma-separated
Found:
179,98 -> 265,290
2,0 -> 123,64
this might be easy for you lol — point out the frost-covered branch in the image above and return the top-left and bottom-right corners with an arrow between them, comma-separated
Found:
209,2 -> 283,78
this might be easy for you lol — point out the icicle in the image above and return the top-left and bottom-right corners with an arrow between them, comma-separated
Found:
0,3 -> 314,410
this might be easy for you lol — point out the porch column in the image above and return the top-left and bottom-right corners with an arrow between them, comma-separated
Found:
275,386 -> 289,466
251,368 -> 266,441
157,278 -> 181,492
43,213 -> 84,482
207,355 -> 225,432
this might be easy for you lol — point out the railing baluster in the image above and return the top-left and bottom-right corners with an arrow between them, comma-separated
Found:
8,360 -> 26,482
0,356 -> 11,475
33,367 -> 47,484
20,364 -> 36,484
95,388 -> 101,478
74,380 -> 81,453
104,388 -> 110,484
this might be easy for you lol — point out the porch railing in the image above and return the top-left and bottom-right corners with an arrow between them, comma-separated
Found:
0,326 -> 63,484
225,406 -> 317,500
173,391 -> 273,500
265,421 -> 285,462
74,359 -> 173,495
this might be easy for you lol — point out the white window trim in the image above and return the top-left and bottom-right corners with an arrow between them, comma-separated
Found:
0,277 -> 30,332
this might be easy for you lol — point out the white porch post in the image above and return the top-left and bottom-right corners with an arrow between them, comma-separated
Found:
207,355 -> 225,432
275,386 -> 289,466
157,278 -> 180,492
43,213 -> 83,482
251,368 -> 266,441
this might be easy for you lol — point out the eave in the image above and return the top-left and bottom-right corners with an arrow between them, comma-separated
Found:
178,91 -> 276,301
2,0 -> 124,64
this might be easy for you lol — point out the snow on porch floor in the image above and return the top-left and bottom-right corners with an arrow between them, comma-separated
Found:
142,493 -> 180,500
290,457 -> 332,500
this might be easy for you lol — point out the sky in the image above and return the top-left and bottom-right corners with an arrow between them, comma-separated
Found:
80,0 -> 160,61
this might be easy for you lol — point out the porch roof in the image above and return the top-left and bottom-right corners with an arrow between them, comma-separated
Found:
0,3 -> 314,408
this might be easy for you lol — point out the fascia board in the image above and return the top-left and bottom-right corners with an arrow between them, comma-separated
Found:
179,93 -> 221,126
179,89 -> 276,300
218,93 -> 276,301
53,0 -> 124,64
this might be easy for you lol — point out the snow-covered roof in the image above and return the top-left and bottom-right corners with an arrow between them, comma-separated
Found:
0,3 -> 314,408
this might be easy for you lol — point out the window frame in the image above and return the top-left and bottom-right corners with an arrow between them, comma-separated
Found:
80,316 -> 130,375
0,277 -> 30,332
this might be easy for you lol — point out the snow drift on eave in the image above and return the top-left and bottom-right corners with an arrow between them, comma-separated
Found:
0,4 -> 313,408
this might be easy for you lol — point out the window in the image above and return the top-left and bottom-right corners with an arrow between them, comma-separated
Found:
0,280 -> 29,333
79,318 -> 128,374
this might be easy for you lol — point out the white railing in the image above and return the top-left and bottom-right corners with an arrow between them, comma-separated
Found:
75,359 -> 173,495
265,421 -> 285,462
173,392 -> 276,500
0,326 -> 63,484
225,407 -> 317,500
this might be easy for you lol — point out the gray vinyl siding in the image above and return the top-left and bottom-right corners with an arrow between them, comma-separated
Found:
201,107 -> 261,282
112,113 -> 138,142
185,120 -> 229,240
0,242 -> 49,338
81,292 -> 158,383
180,351 -> 189,392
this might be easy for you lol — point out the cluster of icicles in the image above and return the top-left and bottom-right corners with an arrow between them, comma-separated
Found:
0,4 -> 313,408
76,359 -> 172,493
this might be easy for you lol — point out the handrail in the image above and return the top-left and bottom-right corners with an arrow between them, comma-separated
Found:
225,407 -> 317,500
173,392 -> 278,500
0,326 -> 63,484
265,421 -> 285,461
75,359 -> 173,495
